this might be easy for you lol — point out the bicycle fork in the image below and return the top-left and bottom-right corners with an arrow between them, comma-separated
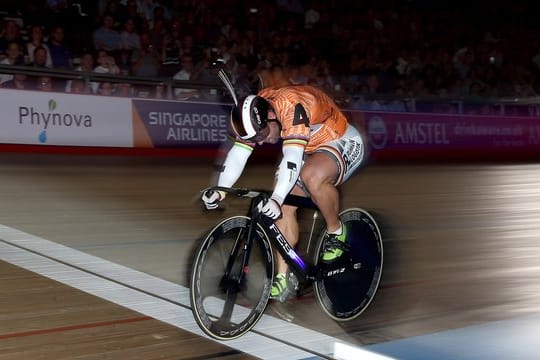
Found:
217,209 -> 261,323
220,213 -> 259,293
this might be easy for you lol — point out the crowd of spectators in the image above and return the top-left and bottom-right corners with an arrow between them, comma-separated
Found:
0,0 -> 540,114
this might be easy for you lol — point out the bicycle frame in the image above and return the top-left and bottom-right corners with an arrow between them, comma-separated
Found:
246,192 -> 321,283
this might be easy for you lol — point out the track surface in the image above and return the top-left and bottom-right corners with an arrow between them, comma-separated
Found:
1,153 -> 540,359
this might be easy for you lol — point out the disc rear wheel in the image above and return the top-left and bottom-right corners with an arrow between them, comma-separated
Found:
314,209 -> 383,321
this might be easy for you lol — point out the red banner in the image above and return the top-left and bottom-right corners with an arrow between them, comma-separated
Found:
347,111 -> 540,162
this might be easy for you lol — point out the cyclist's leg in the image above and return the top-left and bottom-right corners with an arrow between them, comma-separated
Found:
300,153 -> 341,233
304,124 -> 366,232
303,125 -> 365,260
271,186 -> 303,301
274,200 -> 299,275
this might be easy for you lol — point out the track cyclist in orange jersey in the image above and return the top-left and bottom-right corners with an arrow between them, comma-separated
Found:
202,84 -> 366,302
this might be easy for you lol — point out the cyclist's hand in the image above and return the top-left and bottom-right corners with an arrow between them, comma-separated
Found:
257,198 -> 282,219
202,189 -> 225,210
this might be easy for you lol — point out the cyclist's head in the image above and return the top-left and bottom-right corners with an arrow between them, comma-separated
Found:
230,95 -> 271,142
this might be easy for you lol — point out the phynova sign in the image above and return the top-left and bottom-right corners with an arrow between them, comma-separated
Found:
18,99 -> 93,132
0,89 -> 132,147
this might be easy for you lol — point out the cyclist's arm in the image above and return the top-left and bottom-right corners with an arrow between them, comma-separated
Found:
271,138 -> 307,205
217,140 -> 253,187
271,100 -> 311,205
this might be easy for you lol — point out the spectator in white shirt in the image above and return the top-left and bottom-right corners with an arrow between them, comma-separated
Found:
0,41 -> 25,84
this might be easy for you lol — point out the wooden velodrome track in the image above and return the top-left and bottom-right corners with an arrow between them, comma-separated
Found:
1,151 -> 540,359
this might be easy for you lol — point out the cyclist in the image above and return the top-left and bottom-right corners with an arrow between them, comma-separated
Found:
202,84 -> 366,302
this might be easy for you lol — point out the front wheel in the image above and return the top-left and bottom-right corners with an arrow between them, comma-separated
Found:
190,216 -> 274,340
314,208 -> 383,321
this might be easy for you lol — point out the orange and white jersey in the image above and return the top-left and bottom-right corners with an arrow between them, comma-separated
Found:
258,85 -> 348,153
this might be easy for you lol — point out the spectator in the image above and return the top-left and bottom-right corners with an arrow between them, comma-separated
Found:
67,79 -> 89,94
231,62 -> 256,99
116,82 -> 133,97
91,50 -> 120,93
97,81 -> 114,96
172,54 -> 200,100
101,0 -> 123,28
351,83 -> 383,111
130,32 -> 160,77
93,13 -> 122,52
2,73 -> 29,90
118,0 -> 145,31
148,17 -> 166,53
220,14 -> 237,40
30,46 -> 52,68
47,25 -> 72,69
35,75 -> 54,91
138,1 -> 172,25
453,47 -> 475,80
65,52 -> 94,93
0,42 -> 25,84
432,88 -> 458,114
310,67 -> 335,92
179,33 -> 196,59
94,50 -> 120,74
21,1 -> 50,29
153,82 -> 167,99
136,0 -> 158,22
0,1 -> 538,116
117,19 -> 139,68
299,61 -> 317,84
304,1 -> 321,29
287,65 -> 308,85
0,20 -> 24,61
26,25 -> 53,67
45,0 -> 69,13
410,77 -> 430,98
120,18 -> 141,52
382,86 -> 408,112
258,65 -> 291,88
160,30 -> 182,76
235,37 -> 258,72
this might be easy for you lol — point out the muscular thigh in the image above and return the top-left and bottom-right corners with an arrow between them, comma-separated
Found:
311,124 -> 365,185
302,153 -> 340,184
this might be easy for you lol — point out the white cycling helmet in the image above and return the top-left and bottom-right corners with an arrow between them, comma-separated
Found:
230,95 -> 270,141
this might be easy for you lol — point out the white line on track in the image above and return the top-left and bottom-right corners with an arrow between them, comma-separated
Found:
0,224 -> 393,360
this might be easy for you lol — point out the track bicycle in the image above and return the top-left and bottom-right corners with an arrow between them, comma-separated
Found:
189,186 -> 383,340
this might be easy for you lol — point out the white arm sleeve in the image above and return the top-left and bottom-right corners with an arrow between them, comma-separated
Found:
217,142 -> 253,187
271,144 -> 305,204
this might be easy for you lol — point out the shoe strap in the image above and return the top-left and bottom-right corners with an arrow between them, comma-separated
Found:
273,276 -> 287,291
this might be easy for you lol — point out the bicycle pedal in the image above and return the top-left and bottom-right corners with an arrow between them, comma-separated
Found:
324,239 -> 350,252
287,272 -> 300,292
270,288 -> 292,303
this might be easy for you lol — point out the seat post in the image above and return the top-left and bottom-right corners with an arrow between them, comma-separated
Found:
305,210 -> 319,254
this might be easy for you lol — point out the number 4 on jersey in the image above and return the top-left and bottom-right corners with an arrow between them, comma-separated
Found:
293,104 -> 309,126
